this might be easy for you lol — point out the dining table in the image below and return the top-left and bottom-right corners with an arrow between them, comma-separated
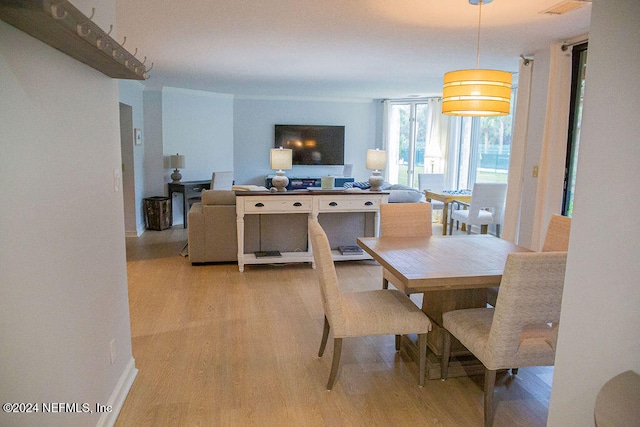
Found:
357,234 -> 530,379
424,189 -> 472,235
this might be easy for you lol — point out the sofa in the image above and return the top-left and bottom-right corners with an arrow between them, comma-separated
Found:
187,189 -> 378,264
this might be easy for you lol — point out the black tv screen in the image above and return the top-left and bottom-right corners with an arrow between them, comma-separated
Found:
275,125 -> 345,166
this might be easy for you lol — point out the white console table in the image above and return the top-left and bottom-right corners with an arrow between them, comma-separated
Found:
235,190 -> 389,272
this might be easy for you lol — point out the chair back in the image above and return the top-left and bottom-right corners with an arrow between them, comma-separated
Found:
308,220 -> 346,333
486,252 -> 567,367
418,173 -> 445,192
211,171 -> 234,190
466,182 -> 508,224
380,203 -> 432,238
542,214 -> 572,252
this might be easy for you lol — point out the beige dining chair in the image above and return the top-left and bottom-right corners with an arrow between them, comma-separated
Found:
308,219 -> 432,389
487,214 -> 571,307
449,182 -> 507,237
379,203 -> 433,291
441,251 -> 567,427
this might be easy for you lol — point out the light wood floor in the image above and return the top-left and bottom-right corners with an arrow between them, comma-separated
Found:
117,224 -> 553,426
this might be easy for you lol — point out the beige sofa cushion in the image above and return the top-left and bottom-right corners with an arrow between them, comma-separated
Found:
202,189 -> 236,205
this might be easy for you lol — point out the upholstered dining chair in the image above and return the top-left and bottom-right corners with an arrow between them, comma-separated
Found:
418,173 -> 446,214
211,171 -> 234,190
449,182 -> 507,237
487,214 -> 572,307
441,251 -> 567,427
308,219 -> 432,390
379,203 -> 432,291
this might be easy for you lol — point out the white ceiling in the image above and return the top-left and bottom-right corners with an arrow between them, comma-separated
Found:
116,0 -> 591,99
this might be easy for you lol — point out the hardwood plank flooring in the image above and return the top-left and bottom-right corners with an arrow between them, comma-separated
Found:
117,225 -> 553,426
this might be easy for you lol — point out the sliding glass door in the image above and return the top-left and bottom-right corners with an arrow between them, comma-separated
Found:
387,101 -> 432,187
563,42 -> 588,217
448,109 -> 514,190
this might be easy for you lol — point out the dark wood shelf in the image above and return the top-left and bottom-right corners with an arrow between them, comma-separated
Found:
0,0 -> 147,80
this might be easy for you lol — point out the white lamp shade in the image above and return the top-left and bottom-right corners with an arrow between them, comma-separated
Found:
170,154 -> 185,169
366,149 -> 387,171
270,148 -> 292,170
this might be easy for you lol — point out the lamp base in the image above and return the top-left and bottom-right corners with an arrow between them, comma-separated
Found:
271,171 -> 289,192
171,169 -> 182,183
369,171 -> 384,191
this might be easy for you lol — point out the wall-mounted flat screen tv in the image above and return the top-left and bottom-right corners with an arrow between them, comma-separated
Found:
274,125 -> 345,166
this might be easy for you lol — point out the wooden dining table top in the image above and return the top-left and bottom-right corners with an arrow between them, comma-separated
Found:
357,234 -> 530,293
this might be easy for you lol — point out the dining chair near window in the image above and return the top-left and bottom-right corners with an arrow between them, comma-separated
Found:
379,203 -> 432,290
449,182 -> 507,237
487,214 -> 571,306
441,251 -> 567,427
308,219 -> 432,389
418,173 -> 445,214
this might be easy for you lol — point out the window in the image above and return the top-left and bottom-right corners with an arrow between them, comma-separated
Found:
385,94 -> 514,190
386,99 -> 443,187
447,92 -> 515,189
563,42 -> 588,217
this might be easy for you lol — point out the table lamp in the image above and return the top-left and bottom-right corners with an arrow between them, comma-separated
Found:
366,149 -> 386,191
270,147 -> 292,192
170,153 -> 185,183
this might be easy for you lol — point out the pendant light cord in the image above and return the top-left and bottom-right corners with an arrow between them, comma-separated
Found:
476,0 -> 482,69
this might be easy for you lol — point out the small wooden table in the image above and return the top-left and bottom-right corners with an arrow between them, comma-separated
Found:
424,190 -> 472,235
357,234 -> 530,379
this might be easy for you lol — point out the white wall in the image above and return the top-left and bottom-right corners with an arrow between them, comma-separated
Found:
160,87 -> 234,225
233,97 -> 378,186
548,0 -> 640,424
119,81 -> 146,236
0,0 -> 136,425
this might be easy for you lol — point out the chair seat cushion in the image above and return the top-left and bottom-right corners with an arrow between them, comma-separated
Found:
443,308 -> 556,370
339,290 -> 432,337
450,208 -> 494,223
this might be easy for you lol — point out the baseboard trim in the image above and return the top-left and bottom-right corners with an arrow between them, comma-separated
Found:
97,357 -> 138,427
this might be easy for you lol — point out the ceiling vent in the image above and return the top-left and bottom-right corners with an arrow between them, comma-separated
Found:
540,0 -> 591,15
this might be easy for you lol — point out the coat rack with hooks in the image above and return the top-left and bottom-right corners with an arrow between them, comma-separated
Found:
0,0 -> 150,80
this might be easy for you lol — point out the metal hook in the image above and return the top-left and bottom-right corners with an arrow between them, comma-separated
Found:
112,48 -> 124,60
146,62 -> 154,72
120,36 -> 126,47
107,24 -> 113,36
96,37 -> 109,51
76,8 -> 94,37
141,56 -> 147,65
133,48 -> 138,57
51,1 -> 67,20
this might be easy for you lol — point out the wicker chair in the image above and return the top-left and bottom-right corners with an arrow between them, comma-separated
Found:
308,220 -> 432,390
487,214 -> 571,307
379,203 -> 432,291
441,252 -> 567,427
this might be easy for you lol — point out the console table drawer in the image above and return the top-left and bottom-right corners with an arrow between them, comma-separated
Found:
317,195 -> 381,212
243,197 -> 313,213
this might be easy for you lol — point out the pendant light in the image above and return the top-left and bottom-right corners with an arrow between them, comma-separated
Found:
442,0 -> 512,116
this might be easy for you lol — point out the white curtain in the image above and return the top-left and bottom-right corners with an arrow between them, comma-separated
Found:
424,98 -> 449,175
502,57 -> 535,243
